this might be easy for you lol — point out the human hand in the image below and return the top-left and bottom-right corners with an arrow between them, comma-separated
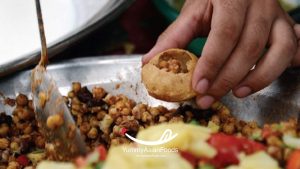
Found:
143,0 -> 300,109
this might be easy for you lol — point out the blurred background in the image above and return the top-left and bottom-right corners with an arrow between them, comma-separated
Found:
55,0 -> 300,56
56,0 -> 300,57
1,0 -> 300,76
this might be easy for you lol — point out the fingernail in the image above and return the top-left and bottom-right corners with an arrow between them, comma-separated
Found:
195,79 -> 209,94
197,95 -> 215,109
235,86 -> 252,98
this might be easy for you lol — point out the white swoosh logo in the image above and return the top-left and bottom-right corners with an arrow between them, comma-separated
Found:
125,129 -> 178,146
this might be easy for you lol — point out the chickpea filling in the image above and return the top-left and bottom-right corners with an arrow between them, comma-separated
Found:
38,91 -> 48,108
46,114 -> 64,130
156,52 -> 191,73
0,82 -> 299,168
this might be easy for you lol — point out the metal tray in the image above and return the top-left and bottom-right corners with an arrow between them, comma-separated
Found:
0,55 -> 180,114
0,55 -> 299,126
0,0 -> 133,77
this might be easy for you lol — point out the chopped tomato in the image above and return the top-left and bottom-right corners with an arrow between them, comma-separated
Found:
180,151 -> 199,167
208,133 -> 265,168
287,150 -> 300,169
75,156 -> 86,167
96,145 -> 107,161
262,126 -> 280,139
16,155 -> 30,167
119,127 -> 128,136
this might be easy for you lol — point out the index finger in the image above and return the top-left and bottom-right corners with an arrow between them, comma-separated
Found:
192,0 -> 248,94
142,1 -> 209,64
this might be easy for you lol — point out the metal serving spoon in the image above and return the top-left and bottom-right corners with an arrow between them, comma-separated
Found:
31,0 -> 86,159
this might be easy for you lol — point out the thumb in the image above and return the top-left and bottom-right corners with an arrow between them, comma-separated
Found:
142,13 -> 201,64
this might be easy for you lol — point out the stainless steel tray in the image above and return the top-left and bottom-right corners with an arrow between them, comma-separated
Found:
0,55 -> 180,114
0,55 -> 299,125
0,0 -> 133,77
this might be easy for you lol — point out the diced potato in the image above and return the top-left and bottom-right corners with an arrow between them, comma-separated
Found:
207,121 -> 220,133
103,145 -> 193,169
227,167 -> 240,169
99,115 -> 113,132
226,151 -> 280,169
36,161 -> 76,169
27,151 -> 46,164
137,123 -> 216,158
283,134 -> 300,149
